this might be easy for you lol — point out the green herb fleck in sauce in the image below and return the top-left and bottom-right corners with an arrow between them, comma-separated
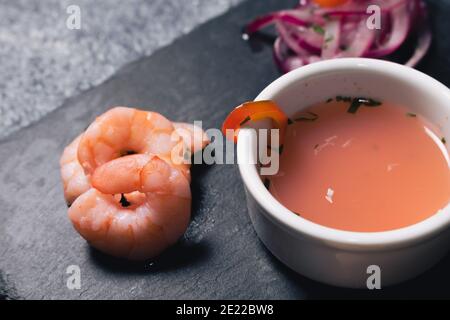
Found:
336,96 -> 352,103
347,99 -> 362,114
360,98 -> 382,107
337,96 -> 383,114
295,111 -> 319,122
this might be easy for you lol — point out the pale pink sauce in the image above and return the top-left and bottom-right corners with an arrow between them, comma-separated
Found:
269,100 -> 450,232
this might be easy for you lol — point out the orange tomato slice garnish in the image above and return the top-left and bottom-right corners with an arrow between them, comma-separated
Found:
222,100 -> 289,144
313,0 -> 348,7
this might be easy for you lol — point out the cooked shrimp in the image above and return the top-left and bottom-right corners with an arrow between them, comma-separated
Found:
59,118 -> 206,205
68,154 -> 191,260
61,107 -> 210,260
60,135 -> 90,205
78,107 -> 182,178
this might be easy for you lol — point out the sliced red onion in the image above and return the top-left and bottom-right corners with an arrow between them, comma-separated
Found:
284,24 -> 323,54
321,19 -> 341,59
246,0 -> 431,73
366,3 -> 410,57
245,10 -> 314,35
338,18 -> 376,57
273,38 -> 305,73
374,12 -> 392,47
406,25 -> 432,67
275,22 -> 311,55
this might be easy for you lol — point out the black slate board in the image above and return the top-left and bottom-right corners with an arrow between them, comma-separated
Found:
1,0 -> 450,300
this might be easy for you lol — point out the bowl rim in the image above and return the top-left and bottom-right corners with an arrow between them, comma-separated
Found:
237,58 -> 450,251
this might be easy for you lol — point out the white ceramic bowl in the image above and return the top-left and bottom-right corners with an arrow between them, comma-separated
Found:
237,58 -> 450,288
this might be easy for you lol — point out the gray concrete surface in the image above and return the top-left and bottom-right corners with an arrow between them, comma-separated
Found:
0,0 -> 243,139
